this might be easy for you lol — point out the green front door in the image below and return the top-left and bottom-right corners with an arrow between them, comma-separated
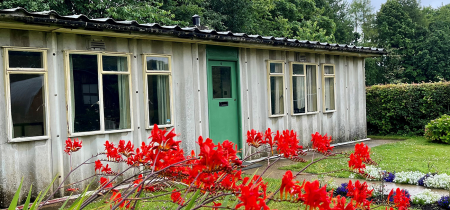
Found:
207,61 -> 240,148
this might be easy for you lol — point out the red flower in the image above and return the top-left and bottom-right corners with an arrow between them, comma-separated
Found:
346,180 -> 373,209
300,180 -> 331,210
104,141 -> 122,161
149,124 -> 181,151
276,130 -> 303,158
64,138 -> 82,155
118,140 -> 134,157
388,188 -> 410,209
246,129 -> 266,148
66,188 -> 79,192
196,136 -> 241,172
213,201 -> 222,210
95,160 -> 103,172
348,143 -> 373,173
110,192 -> 130,209
100,177 -> 113,188
171,189 -> 184,205
311,132 -> 334,154
101,164 -> 113,174
331,195 -> 355,210
235,177 -> 270,210
280,170 -> 298,200
264,128 -> 275,155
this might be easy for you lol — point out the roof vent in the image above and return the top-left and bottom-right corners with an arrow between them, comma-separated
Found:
192,15 -> 200,27
89,39 -> 105,50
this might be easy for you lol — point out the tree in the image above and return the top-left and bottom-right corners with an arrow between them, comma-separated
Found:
349,0 -> 374,39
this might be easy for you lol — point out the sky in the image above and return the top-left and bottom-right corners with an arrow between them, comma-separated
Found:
370,0 -> 449,11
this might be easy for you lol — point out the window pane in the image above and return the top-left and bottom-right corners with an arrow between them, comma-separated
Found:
306,65 -> 317,112
103,56 -> 128,72
103,75 -> 131,130
324,66 -> 334,74
212,66 -> 232,98
9,51 -> 43,69
325,77 -> 335,111
270,63 -> 283,73
292,64 -> 304,75
292,76 -> 305,114
69,54 -> 100,132
147,57 -> 169,71
147,75 -> 171,125
270,76 -> 284,115
9,74 -> 46,138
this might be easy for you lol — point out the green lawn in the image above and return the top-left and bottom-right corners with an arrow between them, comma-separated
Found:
281,136 -> 450,178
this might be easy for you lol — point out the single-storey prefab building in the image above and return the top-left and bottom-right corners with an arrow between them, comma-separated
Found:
0,8 -> 385,206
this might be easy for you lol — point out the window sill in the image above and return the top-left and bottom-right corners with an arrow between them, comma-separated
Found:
323,110 -> 336,114
146,124 -> 174,130
291,111 -> 319,116
69,129 -> 133,137
8,136 -> 49,143
269,114 -> 285,118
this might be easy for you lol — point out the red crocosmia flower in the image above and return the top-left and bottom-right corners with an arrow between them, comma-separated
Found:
118,140 -> 134,157
388,188 -> 410,209
104,141 -> 122,161
100,177 -> 113,188
280,170 -> 298,200
348,143 -> 374,173
300,180 -> 331,210
171,189 -> 184,205
133,174 -> 143,185
95,160 -> 103,172
66,188 -> 79,192
196,136 -> 241,173
213,201 -> 222,210
235,177 -> 270,210
149,124 -> 181,151
64,138 -> 82,155
276,130 -> 303,158
264,128 -> 275,155
311,132 -> 334,154
346,180 -> 373,209
101,164 -> 113,174
246,129 -> 266,148
331,195 -> 355,210
110,192 -> 130,209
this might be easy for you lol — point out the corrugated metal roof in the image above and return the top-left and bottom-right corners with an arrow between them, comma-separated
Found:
0,7 -> 385,54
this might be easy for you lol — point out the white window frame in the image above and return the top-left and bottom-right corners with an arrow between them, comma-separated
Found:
267,60 -> 286,117
64,50 -> 133,137
143,54 -> 174,129
322,64 -> 337,113
3,47 -> 50,142
289,62 -> 319,116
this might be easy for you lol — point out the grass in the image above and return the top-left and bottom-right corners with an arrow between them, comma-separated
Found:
281,136 -> 450,178
367,135 -> 409,140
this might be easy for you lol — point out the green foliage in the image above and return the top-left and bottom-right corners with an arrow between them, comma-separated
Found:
366,82 -> 450,135
425,114 -> 450,144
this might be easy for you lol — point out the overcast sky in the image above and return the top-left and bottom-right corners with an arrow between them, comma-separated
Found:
370,0 -> 449,11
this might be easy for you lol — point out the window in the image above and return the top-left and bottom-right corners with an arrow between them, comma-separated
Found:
4,48 -> 49,141
144,55 -> 173,128
290,62 -> 318,115
66,52 -> 132,135
322,64 -> 336,112
267,60 -> 285,117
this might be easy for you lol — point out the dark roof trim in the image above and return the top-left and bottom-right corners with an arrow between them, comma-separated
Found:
0,7 -> 386,55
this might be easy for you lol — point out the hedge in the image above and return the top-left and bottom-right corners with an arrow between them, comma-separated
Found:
366,82 -> 450,135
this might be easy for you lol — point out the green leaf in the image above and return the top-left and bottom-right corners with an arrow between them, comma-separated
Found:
23,185 -> 33,210
8,177 -> 23,210
58,193 -> 72,210
184,189 -> 201,210
29,192 -> 42,210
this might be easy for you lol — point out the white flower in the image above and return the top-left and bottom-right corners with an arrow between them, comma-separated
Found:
393,171 -> 425,185
424,173 -> 450,189
412,189 -> 441,205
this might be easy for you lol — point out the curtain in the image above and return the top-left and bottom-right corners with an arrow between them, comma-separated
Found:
293,76 -> 305,113
156,60 -> 170,125
69,55 -> 75,131
306,65 -> 317,112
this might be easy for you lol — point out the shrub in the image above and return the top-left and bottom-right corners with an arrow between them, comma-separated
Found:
366,82 -> 450,135
438,196 -> 450,209
411,189 -> 441,205
393,171 -> 425,185
424,173 -> 450,189
425,114 -> 450,144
